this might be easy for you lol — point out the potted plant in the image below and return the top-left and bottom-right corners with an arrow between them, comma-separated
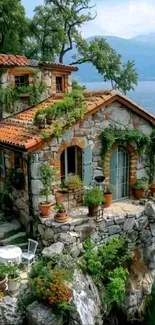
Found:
104,185 -> 115,207
149,177 -> 155,196
84,187 -> 104,217
45,106 -> 56,125
0,263 -> 7,292
7,263 -> 20,295
34,111 -> 46,129
64,175 -> 83,192
38,162 -> 57,217
54,204 -> 68,223
7,168 -> 25,190
132,177 -> 149,199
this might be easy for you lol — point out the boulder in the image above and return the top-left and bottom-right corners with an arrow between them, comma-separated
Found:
69,270 -> 103,325
145,202 -> 155,219
42,242 -> 64,256
0,296 -> 23,325
26,301 -> 63,325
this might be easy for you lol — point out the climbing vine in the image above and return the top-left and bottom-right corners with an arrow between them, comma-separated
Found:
101,127 -> 151,164
146,129 -> 155,182
0,80 -> 45,113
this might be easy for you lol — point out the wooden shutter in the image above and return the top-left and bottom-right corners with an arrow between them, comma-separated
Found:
82,145 -> 92,186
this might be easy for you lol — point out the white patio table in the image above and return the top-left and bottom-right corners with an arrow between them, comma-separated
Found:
0,245 -> 22,264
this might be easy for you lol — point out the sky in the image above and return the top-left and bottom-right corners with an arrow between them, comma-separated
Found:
22,0 -> 155,39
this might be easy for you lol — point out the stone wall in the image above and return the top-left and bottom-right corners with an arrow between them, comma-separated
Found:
37,202 -> 155,260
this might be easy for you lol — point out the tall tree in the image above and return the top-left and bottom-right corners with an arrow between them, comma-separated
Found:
0,0 -> 29,54
46,0 -> 96,63
27,5 -> 62,61
71,37 -> 138,94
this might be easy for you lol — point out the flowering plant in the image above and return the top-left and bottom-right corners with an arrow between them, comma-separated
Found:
29,266 -> 72,313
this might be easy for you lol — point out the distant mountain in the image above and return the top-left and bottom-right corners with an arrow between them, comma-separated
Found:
65,33 -> 155,82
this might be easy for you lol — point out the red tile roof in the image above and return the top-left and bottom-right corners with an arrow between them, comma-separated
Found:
0,90 -> 154,152
0,54 -> 78,71
0,54 -> 29,66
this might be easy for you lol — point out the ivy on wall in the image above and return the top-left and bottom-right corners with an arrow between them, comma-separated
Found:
0,79 -> 45,113
146,129 -> 155,182
101,128 -> 150,160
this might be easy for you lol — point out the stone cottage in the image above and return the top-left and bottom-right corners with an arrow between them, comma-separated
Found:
0,53 -> 154,229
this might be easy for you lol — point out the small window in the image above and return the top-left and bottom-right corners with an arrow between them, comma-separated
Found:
15,75 -> 29,87
14,152 -> 23,169
61,146 -> 78,180
0,150 -> 5,178
56,76 -> 63,92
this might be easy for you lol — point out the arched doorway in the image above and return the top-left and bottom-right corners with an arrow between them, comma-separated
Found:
60,146 -> 82,180
110,146 -> 129,200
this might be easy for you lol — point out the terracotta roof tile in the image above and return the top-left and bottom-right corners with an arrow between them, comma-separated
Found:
0,54 -> 77,71
0,90 -> 154,151
0,54 -> 29,66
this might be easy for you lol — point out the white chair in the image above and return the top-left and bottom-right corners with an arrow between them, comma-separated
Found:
22,239 -> 38,271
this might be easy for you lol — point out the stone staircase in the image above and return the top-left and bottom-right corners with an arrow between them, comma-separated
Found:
0,216 -> 28,250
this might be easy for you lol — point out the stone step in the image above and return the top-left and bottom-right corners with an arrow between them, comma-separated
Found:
0,232 -> 27,245
0,220 -> 22,239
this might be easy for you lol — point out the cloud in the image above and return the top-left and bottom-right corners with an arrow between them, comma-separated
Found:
82,0 -> 155,39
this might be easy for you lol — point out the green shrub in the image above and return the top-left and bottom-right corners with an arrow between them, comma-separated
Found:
106,267 -> 129,304
80,236 -> 131,307
64,175 -> 83,190
84,188 -> 104,207
132,177 -> 149,190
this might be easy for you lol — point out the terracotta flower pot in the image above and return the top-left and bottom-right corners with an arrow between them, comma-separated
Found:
0,276 -> 7,292
54,212 -> 69,223
149,184 -> 155,196
104,193 -> 113,207
134,189 -> 145,199
88,205 -> 99,217
39,202 -> 52,217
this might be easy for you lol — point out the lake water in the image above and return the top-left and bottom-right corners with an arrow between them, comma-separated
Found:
81,81 -> 155,116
